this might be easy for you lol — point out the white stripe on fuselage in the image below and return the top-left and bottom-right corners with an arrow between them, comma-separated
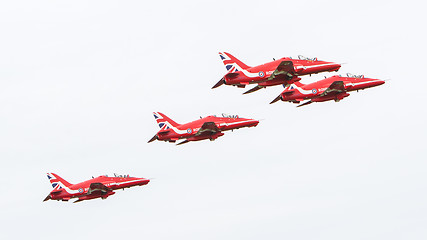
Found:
103,179 -> 143,188
54,181 -> 80,194
160,121 -> 188,134
350,80 -> 381,87
218,119 -> 255,128
301,62 -> 337,69
226,62 -> 259,78
288,84 -> 314,95
239,63 -> 338,79
240,69 -> 261,78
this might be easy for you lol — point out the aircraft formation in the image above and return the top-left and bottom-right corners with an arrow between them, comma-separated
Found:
45,52 -> 385,202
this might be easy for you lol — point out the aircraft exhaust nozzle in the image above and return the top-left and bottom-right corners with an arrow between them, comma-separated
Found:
270,95 -> 282,104
212,78 -> 225,89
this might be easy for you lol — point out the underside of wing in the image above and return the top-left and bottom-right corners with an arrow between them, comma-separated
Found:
195,122 -> 220,136
88,182 -> 111,194
321,81 -> 346,96
243,85 -> 263,94
297,100 -> 313,107
268,61 -> 296,81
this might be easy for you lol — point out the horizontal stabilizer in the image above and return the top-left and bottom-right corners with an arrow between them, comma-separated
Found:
176,140 -> 189,145
270,95 -> 282,104
212,78 -> 225,89
43,194 -> 51,202
148,134 -> 158,143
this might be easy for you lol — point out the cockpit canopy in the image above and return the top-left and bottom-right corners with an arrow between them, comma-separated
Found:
114,173 -> 131,178
211,113 -> 240,118
221,113 -> 240,118
298,55 -> 317,61
346,73 -> 364,78
103,174 -> 131,178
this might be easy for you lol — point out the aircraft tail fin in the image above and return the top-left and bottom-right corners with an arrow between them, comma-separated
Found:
283,81 -> 305,92
219,52 -> 251,72
153,112 -> 180,128
47,173 -> 72,189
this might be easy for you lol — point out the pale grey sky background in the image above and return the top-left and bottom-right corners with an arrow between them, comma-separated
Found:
1,0 -> 426,239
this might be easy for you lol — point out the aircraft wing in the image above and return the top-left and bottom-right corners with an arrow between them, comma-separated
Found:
320,81 -> 346,96
88,182 -> 111,194
195,122 -> 220,136
268,61 -> 296,81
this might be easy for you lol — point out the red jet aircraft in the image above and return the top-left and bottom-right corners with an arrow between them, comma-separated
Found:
43,173 -> 150,203
148,112 -> 259,145
270,73 -> 385,107
212,52 -> 342,94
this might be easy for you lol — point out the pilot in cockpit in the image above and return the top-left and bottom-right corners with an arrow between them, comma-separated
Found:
298,55 -> 317,61
221,113 -> 239,119
346,73 -> 364,78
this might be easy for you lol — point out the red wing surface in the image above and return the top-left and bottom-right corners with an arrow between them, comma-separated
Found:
268,61 -> 296,80
88,182 -> 111,194
195,122 -> 220,136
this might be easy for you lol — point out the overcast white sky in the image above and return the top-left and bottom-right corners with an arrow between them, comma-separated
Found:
1,0 -> 426,239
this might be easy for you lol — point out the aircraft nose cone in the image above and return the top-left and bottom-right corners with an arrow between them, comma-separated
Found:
140,179 -> 150,185
239,119 -> 259,127
370,79 -> 385,87
249,119 -> 259,127
333,63 -> 342,71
